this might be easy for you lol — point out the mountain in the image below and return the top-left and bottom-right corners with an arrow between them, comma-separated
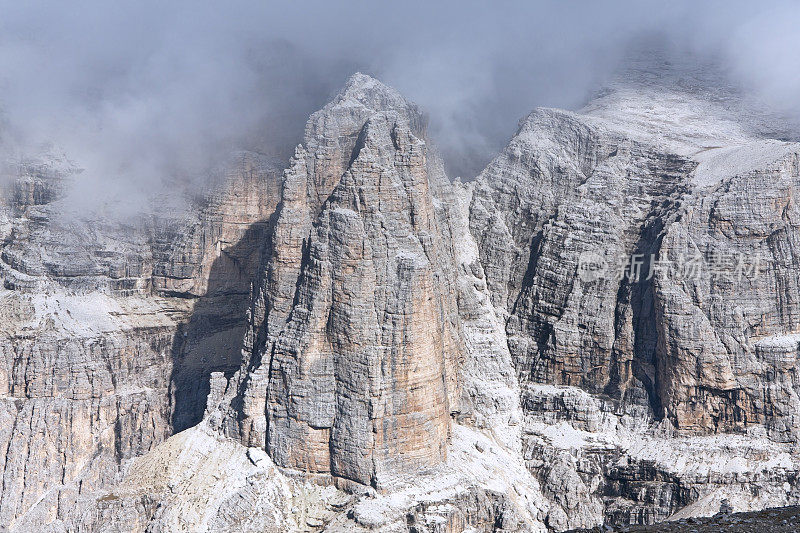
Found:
2,64 -> 800,532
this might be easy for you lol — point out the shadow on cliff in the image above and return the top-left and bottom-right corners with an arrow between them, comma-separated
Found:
167,219 -> 273,433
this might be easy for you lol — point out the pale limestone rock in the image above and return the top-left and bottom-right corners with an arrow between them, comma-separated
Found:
0,151 -> 282,530
6,63 -> 800,533
225,74 -> 462,489
469,107 -> 693,414
654,148 -> 800,439
85,422 -> 325,533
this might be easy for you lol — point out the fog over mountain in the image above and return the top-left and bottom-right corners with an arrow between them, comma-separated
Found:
6,3 -> 800,532
0,1 -> 799,206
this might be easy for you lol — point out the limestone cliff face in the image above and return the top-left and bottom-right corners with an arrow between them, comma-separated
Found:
462,88 -> 800,527
225,74 -> 463,488
151,152 -> 281,299
655,148 -> 800,439
0,293 -> 183,529
0,152 -> 281,529
6,66 -> 800,533
468,108 -> 694,409
468,102 -> 800,444
200,73 -> 800,529
156,152 -> 283,433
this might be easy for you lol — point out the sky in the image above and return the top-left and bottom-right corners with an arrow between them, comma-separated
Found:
0,1 -> 799,212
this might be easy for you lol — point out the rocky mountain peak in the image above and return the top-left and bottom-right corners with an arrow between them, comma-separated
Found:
215,73 -> 465,492
337,72 -> 410,110
307,72 -> 423,135
5,61 -> 800,533
294,73 -> 429,214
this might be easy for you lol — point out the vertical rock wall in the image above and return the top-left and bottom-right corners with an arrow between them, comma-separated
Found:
228,75 -> 462,488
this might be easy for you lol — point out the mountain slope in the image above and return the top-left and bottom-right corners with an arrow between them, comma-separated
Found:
3,65 -> 800,532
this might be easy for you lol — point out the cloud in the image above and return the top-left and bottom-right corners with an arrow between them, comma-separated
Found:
0,0 -> 798,208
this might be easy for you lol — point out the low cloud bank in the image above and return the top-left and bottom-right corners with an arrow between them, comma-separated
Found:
0,1 -> 798,210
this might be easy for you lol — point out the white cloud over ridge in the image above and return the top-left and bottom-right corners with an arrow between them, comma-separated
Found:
0,0 -> 798,209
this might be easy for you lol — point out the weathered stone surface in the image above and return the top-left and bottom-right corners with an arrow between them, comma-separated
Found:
7,62 -> 800,533
468,108 -> 694,411
223,74 -> 462,488
521,383 -> 800,530
0,291 -> 186,530
206,71 -> 800,530
83,422 -> 343,533
0,151 -> 282,530
654,149 -> 800,439
160,152 -> 282,432
466,75 -> 800,445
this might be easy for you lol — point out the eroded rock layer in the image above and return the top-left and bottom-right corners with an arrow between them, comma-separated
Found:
654,150 -> 800,439
221,74 -> 463,488
4,65 -> 800,533
0,152 -> 282,530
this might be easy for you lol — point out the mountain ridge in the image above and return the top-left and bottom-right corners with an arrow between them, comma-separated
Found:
2,69 -> 800,531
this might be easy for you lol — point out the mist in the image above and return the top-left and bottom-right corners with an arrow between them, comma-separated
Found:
1,1 -> 799,212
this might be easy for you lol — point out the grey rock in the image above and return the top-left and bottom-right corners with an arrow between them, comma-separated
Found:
0,151 -> 282,530
5,62 -> 800,533
223,74 -> 462,488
